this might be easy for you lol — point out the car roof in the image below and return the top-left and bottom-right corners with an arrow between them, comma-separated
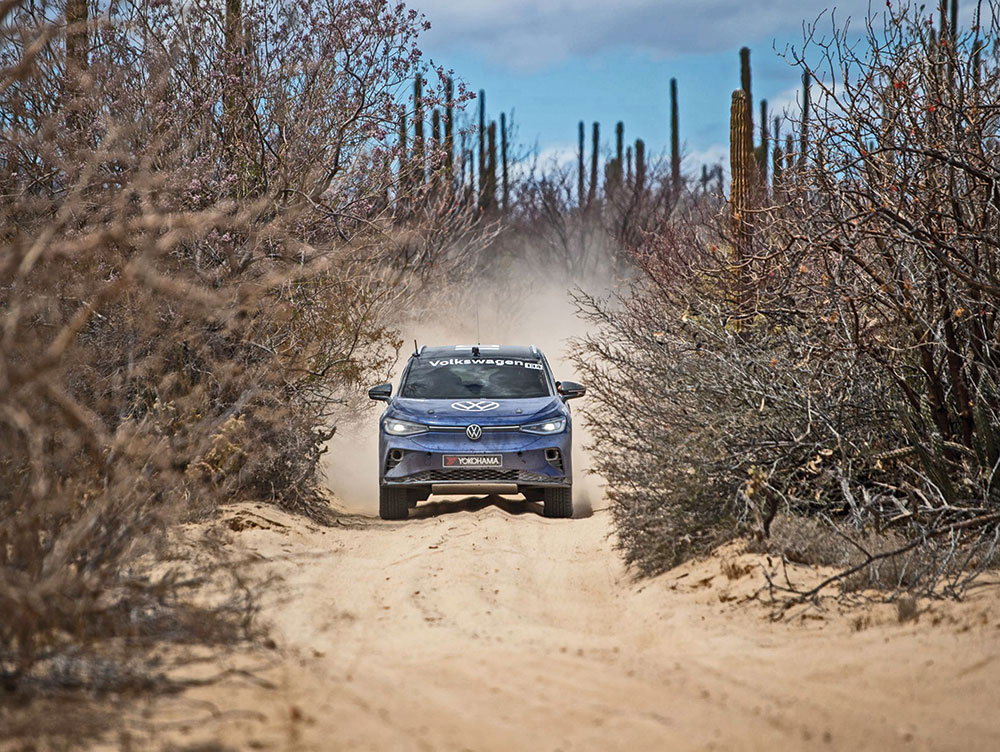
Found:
414,344 -> 543,360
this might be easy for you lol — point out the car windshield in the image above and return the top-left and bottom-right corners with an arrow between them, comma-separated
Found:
399,357 -> 551,399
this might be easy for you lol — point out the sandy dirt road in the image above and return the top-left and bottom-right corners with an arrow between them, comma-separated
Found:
133,496 -> 1000,752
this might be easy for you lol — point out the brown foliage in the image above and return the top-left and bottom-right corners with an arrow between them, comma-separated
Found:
573,2 -> 1000,593
0,0 -> 429,686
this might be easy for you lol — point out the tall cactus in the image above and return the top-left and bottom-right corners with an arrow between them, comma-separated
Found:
444,77 -> 454,186
64,0 -> 89,134
222,0 -> 244,159
626,145 -> 633,185
577,121 -> 585,207
799,70 -> 810,169
588,122 -> 599,209
458,131 -> 467,194
398,110 -> 408,200
485,121 -> 497,212
413,74 -> 424,186
478,89 -> 486,205
606,121 -> 624,194
947,0 -> 959,80
757,99 -> 768,185
740,47 -> 753,134
500,112 -> 509,214
771,116 -> 783,192
635,138 -> 646,195
431,108 -> 441,193
670,78 -> 680,197
730,89 -> 754,266
66,0 -> 89,73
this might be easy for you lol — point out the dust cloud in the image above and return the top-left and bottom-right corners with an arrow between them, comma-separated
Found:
320,271 -> 614,517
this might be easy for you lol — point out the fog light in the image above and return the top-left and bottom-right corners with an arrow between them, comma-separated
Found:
386,448 -> 405,471
545,448 -> 564,472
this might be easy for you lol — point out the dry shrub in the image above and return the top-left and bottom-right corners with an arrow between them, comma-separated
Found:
0,0 -> 430,689
750,515 -> 921,591
574,4 -> 1000,594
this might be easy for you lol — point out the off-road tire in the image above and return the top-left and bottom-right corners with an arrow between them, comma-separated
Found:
543,487 -> 573,518
379,486 -> 409,520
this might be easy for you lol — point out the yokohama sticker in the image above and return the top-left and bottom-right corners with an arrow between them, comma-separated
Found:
442,454 -> 503,468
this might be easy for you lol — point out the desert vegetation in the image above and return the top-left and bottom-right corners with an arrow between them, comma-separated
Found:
1,0 -> 998,725
0,0 -> 464,689
573,0 -> 1000,597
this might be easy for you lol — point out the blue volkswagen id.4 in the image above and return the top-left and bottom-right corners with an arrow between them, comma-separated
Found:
368,344 -> 586,520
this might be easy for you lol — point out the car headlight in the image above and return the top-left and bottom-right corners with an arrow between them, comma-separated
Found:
382,417 -> 427,436
520,417 -> 567,435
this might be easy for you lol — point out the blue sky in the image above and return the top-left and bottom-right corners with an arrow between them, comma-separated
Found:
412,0 -> 881,173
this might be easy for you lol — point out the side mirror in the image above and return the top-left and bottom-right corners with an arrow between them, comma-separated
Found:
557,381 -> 586,400
368,383 -> 392,402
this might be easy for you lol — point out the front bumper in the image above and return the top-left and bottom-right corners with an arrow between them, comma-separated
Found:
380,428 -> 571,490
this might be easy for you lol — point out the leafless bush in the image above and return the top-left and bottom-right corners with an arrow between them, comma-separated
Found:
0,0 -> 436,687
571,202 -> 895,574
499,149 -> 694,285
574,3 -> 1000,592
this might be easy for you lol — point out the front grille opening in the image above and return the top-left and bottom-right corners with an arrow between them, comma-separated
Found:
545,448 -> 564,472
385,448 -> 405,472
407,469 -> 554,483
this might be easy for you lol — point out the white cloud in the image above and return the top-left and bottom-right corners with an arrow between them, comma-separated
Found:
415,0 -> 876,70
687,142 -> 728,170
686,142 -> 729,184
504,143 -> 578,185
535,143 -> 579,169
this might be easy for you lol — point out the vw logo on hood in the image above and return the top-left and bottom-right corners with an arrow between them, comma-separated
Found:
466,424 -> 483,441
451,400 -> 500,412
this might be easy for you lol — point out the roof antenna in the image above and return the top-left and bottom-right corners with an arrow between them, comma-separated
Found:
476,304 -> 481,346
413,339 -> 420,357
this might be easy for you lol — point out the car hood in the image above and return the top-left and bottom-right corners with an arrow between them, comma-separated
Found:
387,396 -> 564,426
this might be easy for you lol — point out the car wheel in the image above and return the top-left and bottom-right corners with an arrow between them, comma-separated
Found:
543,487 -> 573,518
379,486 -> 409,520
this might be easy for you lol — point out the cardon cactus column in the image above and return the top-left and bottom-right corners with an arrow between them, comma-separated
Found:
64,0 -> 89,135
757,99 -> 768,186
445,77 -> 454,188
635,138 -> 646,195
222,0 -> 243,161
431,109 -> 441,194
588,122 -> 599,209
414,74 -> 424,187
398,111 -> 408,204
730,89 -> 754,267
799,70 -> 810,169
486,120 -> 497,212
66,0 -> 89,73
771,117 -> 783,193
578,121 -> 585,208
500,112 -> 509,214
670,78 -> 680,197
740,47 -> 753,133
478,90 -> 486,208
608,121 -> 624,194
